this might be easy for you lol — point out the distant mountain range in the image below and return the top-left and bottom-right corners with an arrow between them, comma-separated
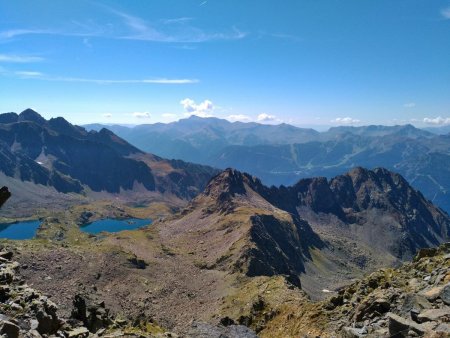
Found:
85,117 -> 450,214
0,109 -> 217,214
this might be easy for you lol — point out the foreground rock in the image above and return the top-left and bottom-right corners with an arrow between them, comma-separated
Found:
0,247 -> 183,338
326,243 -> 450,337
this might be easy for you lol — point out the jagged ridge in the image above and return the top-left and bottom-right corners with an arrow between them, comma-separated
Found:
169,166 -> 450,294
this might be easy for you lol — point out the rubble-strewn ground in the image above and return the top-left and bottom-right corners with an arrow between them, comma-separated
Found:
0,248 -> 169,338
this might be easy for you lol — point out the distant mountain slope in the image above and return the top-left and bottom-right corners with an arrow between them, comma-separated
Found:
84,116 -> 320,164
0,109 -> 218,208
86,117 -> 450,213
424,125 -> 450,135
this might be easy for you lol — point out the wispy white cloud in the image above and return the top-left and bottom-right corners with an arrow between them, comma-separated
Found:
0,54 -> 44,63
226,114 -> 252,122
132,112 -> 151,119
15,71 -> 44,77
180,98 -> 214,117
423,116 -> 450,125
0,2 -> 247,45
0,29 -> 52,39
403,102 -> 416,108
0,27 -> 103,40
102,113 -> 112,118
330,117 -> 361,125
7,70 -> 198,84
0,9 -> 247,44
103,5 -> 246,43
441,7 -> 450,19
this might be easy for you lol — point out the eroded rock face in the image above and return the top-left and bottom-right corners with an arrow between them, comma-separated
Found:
244,215 -> 306,287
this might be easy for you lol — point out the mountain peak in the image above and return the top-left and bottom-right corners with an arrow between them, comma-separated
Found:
18,108 -> 47,125
203,168 -> 247,198
0,112 -> 19,124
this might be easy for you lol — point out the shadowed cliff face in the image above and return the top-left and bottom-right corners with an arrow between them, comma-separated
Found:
0,186 -> 10,208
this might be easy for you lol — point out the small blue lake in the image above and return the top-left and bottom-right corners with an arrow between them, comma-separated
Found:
0,220 -> 41,240
80,218 -> 152,234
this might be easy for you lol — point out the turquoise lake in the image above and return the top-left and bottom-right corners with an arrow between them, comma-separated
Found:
80,218 -> 152,234
0,220 -> 41,240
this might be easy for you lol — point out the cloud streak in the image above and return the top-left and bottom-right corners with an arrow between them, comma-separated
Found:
15,71 -> 44,77
8,70 -> 198,84
0,3 -> 247,45
0,54 -> 44,63
0,29 -> 52,39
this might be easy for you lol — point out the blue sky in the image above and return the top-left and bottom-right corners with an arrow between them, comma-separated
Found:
0,0 -> 449,127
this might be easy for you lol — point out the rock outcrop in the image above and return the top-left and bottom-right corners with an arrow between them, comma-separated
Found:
326,243 -> 450,337
0,248 -> 179,337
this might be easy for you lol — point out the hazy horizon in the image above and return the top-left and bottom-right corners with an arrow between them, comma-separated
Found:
4,108 -> 450,133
